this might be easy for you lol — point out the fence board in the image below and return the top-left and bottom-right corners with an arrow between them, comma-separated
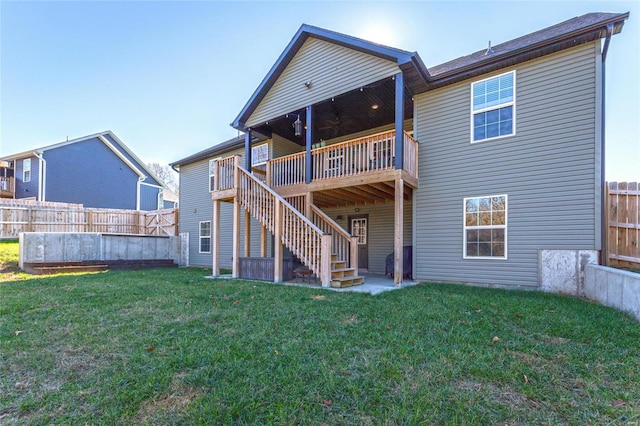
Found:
608,182 -> 640,268
0,200 -> 177,238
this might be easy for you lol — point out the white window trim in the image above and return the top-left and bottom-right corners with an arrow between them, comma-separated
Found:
470,70 -> 516,144
251,143 -> 269,167
199,221 -> 211,253
463,194 -> 508,260
208,157 -> 221,193
23,158 -> 31,183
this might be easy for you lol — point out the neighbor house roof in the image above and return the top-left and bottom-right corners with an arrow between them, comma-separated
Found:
232,12 -> 628,130
1,131 -> 167,188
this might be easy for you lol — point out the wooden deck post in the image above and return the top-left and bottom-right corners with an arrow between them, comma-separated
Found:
350,236 -> 359,272
274,198 -> 283,282
212,199 -> 220,276
232,198 -> 240,278
321,234 -> 332,287
394,178 -> 404,285
244,209 -> 251,257
394,72 -> 404,170
260,225 -> 268,257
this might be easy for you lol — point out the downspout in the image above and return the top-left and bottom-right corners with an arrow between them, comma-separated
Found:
600,23 -> 613,265
34,152 -> 46,201
137,176 -> 145,210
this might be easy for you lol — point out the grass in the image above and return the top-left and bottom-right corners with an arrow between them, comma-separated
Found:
1,241 -> 639,424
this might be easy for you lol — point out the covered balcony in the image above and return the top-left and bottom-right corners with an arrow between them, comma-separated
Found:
266,129 -> 418,206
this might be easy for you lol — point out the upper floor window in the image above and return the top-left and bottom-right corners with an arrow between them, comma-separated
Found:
464,194 -> 507,259
23,159 -> 31,182
208,157 -> 221,192
252,143 -> 269,166
471,71 -> 515,142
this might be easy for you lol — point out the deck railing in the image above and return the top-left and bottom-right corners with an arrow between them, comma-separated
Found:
266,130 -> 417,188
212,156 -> 238,192
0,176 -> 14,196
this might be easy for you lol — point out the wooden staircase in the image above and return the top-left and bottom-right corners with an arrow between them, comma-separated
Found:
330,254 -> 364,288
234,164 -> 363,288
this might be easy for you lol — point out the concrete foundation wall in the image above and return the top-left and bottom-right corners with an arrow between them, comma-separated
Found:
19,232 -> 185,268
585,264 -> 640,322
539,250 -> 598,296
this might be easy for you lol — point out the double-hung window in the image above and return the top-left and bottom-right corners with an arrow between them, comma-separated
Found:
23,158 -> 31,183
464,195 -> 507,259
251,143 -> 269,167
199,221 -> 211,253
471,71 -> 515,142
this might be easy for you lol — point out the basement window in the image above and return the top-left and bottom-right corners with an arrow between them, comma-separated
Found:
199,221 -> 211,253
463,194 -> 507,259
471,71 -> 515,142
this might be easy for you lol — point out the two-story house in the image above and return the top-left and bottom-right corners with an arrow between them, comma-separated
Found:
2,131 -> 167,211
173,12 -> 629,290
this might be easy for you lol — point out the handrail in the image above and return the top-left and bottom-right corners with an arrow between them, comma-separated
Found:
310,204 -> 358,272
236,166 -> 331,286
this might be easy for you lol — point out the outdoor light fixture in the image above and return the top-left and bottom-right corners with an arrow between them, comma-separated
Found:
293,114 -> 303,136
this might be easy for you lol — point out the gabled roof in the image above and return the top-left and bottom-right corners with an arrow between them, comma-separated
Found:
232,12 -> 628,130
170,133 -> 267,168
231,24 -> 430,130
1,131 -> 167,188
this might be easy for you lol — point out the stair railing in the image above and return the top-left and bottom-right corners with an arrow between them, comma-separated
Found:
236,166 -> 332,286
309,204 -> 358,272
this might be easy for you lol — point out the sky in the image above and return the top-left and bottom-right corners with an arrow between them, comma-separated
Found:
1,0 -> 638,180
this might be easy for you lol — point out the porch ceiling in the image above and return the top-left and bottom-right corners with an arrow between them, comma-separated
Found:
312,180 -> 413,209
253,77 -> 413,145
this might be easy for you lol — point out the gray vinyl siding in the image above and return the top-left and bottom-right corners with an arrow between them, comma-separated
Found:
321,202 -> 413,274
414,42 -> 601,288
43,138 -> 139,209
272,134 -> 302,158
179,146 -> 272,268
247,37 -> 400,127
14,156 -> 39,199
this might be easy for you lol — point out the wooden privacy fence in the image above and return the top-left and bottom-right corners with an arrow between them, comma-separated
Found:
607,182 -> 640,267
0,200 -> 178,238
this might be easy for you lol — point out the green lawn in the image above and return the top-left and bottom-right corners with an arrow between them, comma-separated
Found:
1,242 -> 639,424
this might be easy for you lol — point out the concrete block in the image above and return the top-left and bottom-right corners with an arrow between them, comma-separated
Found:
63,233 -> 82,261
584,264 -> 596,300
42,232 -> 67,262
540,250 -> 578,295
622,275 -> 640,321
593,267 -> 609,306
127,236 -> 143,259
142,237 -> 156,260
606,272 -> 624,309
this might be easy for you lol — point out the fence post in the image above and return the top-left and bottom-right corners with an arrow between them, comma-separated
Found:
27,206 -> 33,232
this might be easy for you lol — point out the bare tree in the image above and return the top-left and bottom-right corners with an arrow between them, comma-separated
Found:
147,162 -> 179,194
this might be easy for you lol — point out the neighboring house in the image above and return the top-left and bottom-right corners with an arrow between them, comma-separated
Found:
1,131 -> 167,210
174,12 -> 629,290
161,188 -> 179,209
